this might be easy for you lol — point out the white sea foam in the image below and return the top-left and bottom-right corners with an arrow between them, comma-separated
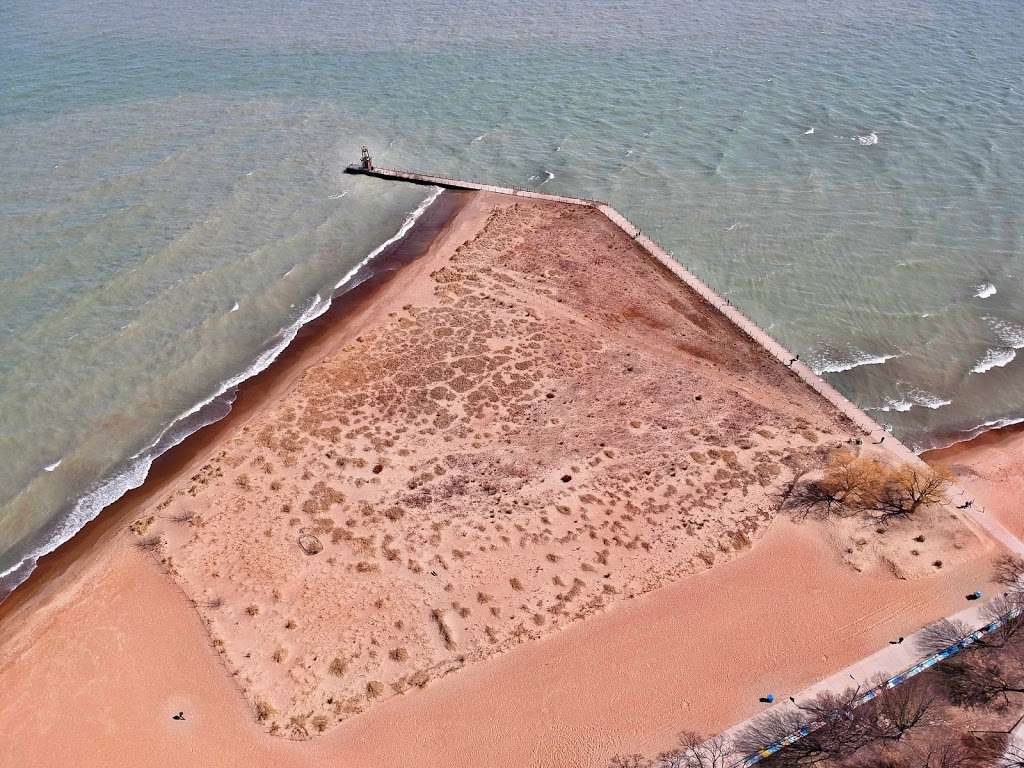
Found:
971,348 -> 1017,374
230,301 -> 239,312
471,133 -> 487,142
44,460 -> 61,472
726,222 -> 739,231
1,188 -> 445,592
874,399 -> 913,412
986,318 -> 1024,349
925,414 -> 1024,453
867,388 -> 951,414
813,352 -> 898,374
975,283 -> 997,298
853,132 -> 879,146
333,186 -> 443,291
328,191 -> 349,200
539,170 -> 554,186
803,127 -> 815,135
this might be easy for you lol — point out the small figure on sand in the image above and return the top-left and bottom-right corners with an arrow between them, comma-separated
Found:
875,435 -> 885,445
966,591 -> 982,601
759,694 -> 775,704
787,355 -> 799,366
172,711 -> 186,721
889,637 -> 904,645
956,500 -> 973,509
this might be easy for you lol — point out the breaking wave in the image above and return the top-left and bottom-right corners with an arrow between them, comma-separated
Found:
971,348 -> 1017,374
867,389 -> 952,413
812,351 -> 898,375
975,283 -> 997,298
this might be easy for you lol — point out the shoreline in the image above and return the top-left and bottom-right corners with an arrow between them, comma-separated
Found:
0,186 -> 456,603
0,188 -> 467,612
916,414 -> 1024,455
923,419 -> 1024,542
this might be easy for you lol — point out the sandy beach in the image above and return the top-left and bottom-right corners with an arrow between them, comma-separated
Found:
0,190 -> 1004,767
923,424 -> 1024,542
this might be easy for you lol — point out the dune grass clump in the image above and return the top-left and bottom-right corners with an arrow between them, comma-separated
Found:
254,699 -> 276,723
134,534 -> 163,552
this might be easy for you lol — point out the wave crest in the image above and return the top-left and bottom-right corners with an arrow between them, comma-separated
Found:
971,348 -> 1017,374
811,351 -> 898,375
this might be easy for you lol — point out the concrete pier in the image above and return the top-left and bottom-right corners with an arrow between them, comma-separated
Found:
345,169 -> 891,437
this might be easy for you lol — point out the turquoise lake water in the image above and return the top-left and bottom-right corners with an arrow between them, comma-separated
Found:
2,0 -> 1023,590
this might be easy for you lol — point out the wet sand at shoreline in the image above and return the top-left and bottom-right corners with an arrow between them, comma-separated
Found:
924,422 -> 1024,542
0,190 -> 1003,767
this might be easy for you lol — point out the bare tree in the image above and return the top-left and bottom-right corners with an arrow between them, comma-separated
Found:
919,597 -> 1024,657
657,732 -> 733,768
781,453 -> 880,520
980,594 -> 1024,649
782,479 -> 850,520
865,466 -> 952,525
783,452 -> 951,526
868,676 -> 936,742
994,554 -> 1024,597
910,739 -> 978,768
918,618 -> 979,655
938,650 -> 1024,709
734,708 -> 830,766
734,686 -> 877,766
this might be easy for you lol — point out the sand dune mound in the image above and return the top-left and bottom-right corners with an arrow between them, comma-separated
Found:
143,198 -> 904,737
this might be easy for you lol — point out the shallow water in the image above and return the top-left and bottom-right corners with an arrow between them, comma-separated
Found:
1,0 -> 1023,586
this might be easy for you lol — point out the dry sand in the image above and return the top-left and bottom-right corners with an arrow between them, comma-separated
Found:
0,190 -> 1002,767
924,424 -> 1024,542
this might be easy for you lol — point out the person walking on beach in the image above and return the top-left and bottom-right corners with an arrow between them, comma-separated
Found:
172,711 -> 186,721
956,500 -> 973,509
787,355 -> 799,366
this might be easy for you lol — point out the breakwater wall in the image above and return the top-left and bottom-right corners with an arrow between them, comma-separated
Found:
344,166 -> 919,455
345,162 -> 1024,556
